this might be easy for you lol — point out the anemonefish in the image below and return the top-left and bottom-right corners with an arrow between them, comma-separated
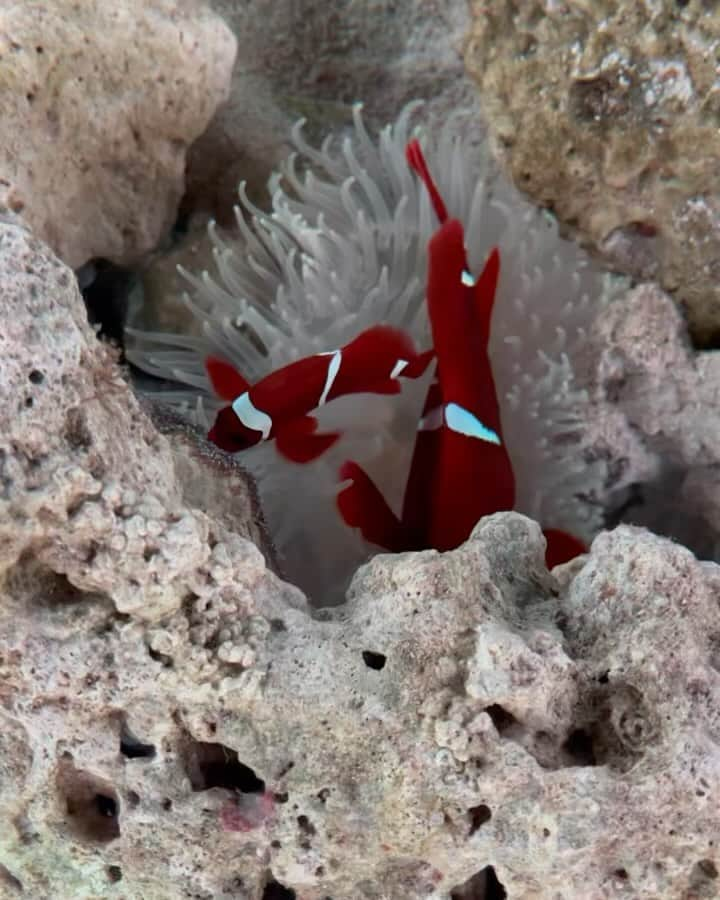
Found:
205,324 -> 434,463
337,140 -> 587,566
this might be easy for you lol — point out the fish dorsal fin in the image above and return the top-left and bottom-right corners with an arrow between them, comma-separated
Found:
205,356 -> 251,401
406,139 -> 448,224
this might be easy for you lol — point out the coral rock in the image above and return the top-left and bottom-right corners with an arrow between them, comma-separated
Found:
0,0 -> 236,268
465,0 -> 720,344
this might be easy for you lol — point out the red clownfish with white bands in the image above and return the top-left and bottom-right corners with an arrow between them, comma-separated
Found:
205,324 -> 434,463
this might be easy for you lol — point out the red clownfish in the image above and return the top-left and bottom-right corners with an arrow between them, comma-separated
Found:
337,140 -> 587,567
205,324 -> 434,463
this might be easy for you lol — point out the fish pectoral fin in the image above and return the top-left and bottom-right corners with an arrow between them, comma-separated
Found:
402,348 -> 435,378
275,416 -> 340,463
337,461 -> 409,551
205,356 -> 251,401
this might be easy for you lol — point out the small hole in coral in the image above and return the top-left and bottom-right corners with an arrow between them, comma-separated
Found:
297,814 -> 316,836
693,859 -> 719,880
57,758 -> 121,842
563,727 -> 597,766
597,671 -> 610,684
613,868 -> 629,880
147,647 -> 173,668
270,618 -> 287,632
125,790 -> 140,808
317,788 -> 330,803
274,792 -> 289,804
467,804 -> 492,835
107,865 -> 122,883
362,650 -> 386,670
262,876 -> 296,899
119,723 -> 156,760
484,704 -> 516,734
543,828 -> 551,837
450,865 -> 507,899
162,798 -> 172,811
28,369 -> 44,384
182,740 -> 265,794
24,396 -> 33,408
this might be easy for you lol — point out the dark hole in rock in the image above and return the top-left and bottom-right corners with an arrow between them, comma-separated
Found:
0,864 -> 23,892
484,704 -> 516,734
262,876 -> 296,899
78,259 -> 138,350
162,798 -> 172,811
693,859 -> 719,880
182,739 -> 265,793
57,756 -> 121,842
297,814 -> 316,836
126,791 -> 140,808
120,723 -> 156,760
28,368 -> 44,385
563,727 -> 597,766
107,865 -> 122,883
450,865 -> 507,899
274,791 -> 289,804
614,868 -> 629,880
147,646 -> 173,668
270,618 -> 287,632
597,671 -> 610,684
362,650 -> 386,670
467,803 -> 492,835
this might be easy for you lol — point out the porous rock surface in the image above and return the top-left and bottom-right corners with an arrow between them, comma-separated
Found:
0,0 -> 236,269
588,282 -> 720,561
465,0 -> 720,344
1,223 -> 720,898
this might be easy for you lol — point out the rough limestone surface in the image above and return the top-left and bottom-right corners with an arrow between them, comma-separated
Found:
0,0 -> 237,269
0,219 -> 280,620
465,0 -> 720,344
586,282 -> 720,561
3,433 -> 720,899
1,227 -> 719,897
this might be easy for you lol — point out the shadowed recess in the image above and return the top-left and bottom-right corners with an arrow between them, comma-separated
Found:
56,753 -> 121,842
362,650 -> 386,670
450,865 -> 507,900
467,804 -> 492,836
119,722 -> 156,760
181,738 -> 265,793
262,875 -> 296,899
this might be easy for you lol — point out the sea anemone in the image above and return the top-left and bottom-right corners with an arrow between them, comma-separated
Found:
126,102 -> 621,603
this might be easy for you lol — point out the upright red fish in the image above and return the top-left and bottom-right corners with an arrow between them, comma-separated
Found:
338,139 -> 586,566
206,323 -> 433,463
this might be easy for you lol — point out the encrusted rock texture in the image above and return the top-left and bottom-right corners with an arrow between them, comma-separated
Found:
1,220 -> 720,898
465,0 -> 720,345
2,1 -> 720,898
0,0 -> 236,269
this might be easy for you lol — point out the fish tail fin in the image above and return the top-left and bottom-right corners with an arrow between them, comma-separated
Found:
337,461 -> 409,551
